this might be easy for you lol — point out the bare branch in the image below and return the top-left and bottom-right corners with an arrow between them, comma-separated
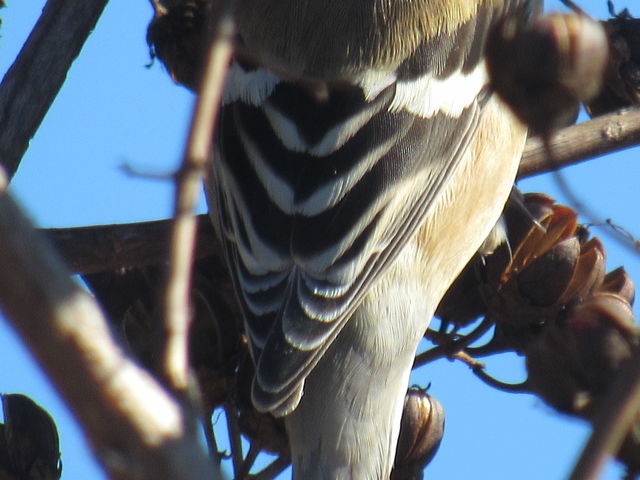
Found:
0,0 -> 108,178
21,105 -> 637,282
43,215 -> 218,275
0,176 -> 221,480
160,0 -> 234,392
519,106 -> 640,179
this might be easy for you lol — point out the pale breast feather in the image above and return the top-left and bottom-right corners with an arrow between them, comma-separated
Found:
212,0 -> 534,414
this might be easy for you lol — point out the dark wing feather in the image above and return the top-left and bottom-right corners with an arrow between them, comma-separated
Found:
211,1 -> 530,414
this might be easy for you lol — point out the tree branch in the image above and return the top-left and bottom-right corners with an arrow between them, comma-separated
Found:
30,106 -> 640,280
519,106 -> 640,179
160,0 -> 234,392
0,174 -> 221,480
0,0 -> 109,178
43,215 -> 218,275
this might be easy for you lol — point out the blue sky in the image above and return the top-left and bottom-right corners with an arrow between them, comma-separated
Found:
1,1 -> 639,479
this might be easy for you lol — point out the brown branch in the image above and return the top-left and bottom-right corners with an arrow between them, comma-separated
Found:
43,215 -> 218,275
414,318 -> 495,368
519,106 -> 640,179
0,0 -> 109,179
0,176 -> 221,480
42,215 -> 219,274
23,107 -> 638,279
160,0 -> 234,392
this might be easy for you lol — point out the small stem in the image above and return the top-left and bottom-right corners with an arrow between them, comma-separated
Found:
414,317 -> 495,367
472,366 -> 530,394
203,410 -> 224,466
225,403 -> 244,477
251,455 -> 291,480
236,441 -> 261,479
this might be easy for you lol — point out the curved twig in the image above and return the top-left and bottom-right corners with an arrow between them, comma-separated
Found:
414,317 -> 495,368
472,366 -> 531,394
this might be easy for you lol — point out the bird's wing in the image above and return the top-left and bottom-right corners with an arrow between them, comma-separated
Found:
210,1 -> 529,415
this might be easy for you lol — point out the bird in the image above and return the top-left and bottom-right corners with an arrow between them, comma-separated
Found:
205,1 -> 539,477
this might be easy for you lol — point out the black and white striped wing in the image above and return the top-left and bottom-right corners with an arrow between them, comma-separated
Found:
212,5 -> 513,414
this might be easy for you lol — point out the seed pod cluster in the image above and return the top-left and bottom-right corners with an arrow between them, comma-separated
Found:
436,190 -> 640,474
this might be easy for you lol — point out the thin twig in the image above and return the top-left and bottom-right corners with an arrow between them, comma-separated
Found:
0,0 -> 108,178
225,403 -> 244,477
454,351 -> 486,369
119,162 -> 176,181
251,455 -> 291,480
161,0 -> 234,391
542,137 -> 640,258
471,366 -> 531,394
203,409 -> 223,466
236,441 -> 262,479
414,318 -> 495,368
569,349 -> 640,480
560,0 -> 587,15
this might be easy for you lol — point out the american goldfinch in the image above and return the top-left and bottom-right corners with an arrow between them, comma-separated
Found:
205,1 -> 538,477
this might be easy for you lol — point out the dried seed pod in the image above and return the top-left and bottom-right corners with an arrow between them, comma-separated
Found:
1,394 -> 61,480
600,266 -> 635,304
557,237 -> 606,305
586,6 -> 640,116
526,323 -> 589,415
488,13 -> 608,134
516,236 -> 580,306
392,388 -> 445,480
509,193 -> 556,243
500,203 -> 577,283
485,202 -> 589,348
565,293 -> 637,393
147,0 -> 209,91
526,292 -> 638,417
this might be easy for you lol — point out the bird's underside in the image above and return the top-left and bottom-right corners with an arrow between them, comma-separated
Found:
205,0 -> 535,477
